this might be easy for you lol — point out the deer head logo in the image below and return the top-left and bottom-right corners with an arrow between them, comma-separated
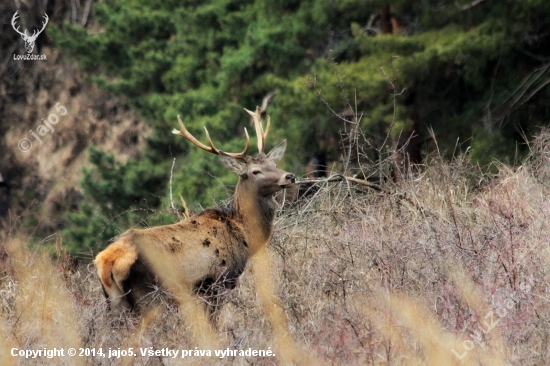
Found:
11,11 -> 49,54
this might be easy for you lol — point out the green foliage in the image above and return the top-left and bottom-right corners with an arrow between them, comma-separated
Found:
63,147 -> 174,253
53,0 -> 550,253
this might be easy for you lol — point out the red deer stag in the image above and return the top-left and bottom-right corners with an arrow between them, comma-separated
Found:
94,107 -> 295,312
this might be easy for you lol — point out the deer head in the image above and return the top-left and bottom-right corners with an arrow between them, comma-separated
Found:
172,107 -> 295,192
172,107 -> 295,241
12,11 -> 49,54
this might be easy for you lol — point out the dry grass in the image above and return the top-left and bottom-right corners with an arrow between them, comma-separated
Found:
1,129 -> 550,365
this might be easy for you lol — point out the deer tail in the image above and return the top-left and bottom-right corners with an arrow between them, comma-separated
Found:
94,251 -> 114,290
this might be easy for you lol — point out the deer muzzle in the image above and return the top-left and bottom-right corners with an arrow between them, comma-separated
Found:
279,173 -> 295,188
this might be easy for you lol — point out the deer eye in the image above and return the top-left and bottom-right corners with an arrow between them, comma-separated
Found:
252,170 -> 261,175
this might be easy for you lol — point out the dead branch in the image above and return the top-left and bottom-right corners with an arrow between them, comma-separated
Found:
295,174 -> 436,219
296,174 -> 382,192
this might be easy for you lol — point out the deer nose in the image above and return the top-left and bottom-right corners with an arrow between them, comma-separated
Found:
285,174 -> 295,183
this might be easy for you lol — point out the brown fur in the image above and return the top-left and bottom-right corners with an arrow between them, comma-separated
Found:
95,208 -> 252,310
94,128 -> 294,312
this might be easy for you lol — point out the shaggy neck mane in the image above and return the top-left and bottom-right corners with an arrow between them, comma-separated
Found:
230,179 -> 278,252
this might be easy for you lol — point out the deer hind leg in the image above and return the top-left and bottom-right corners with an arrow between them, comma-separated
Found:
100,283 -> 112,310
118,258 -> 158,311
95,241 -> 137,310
102,257 -> 133,310
108,275 -> 132,310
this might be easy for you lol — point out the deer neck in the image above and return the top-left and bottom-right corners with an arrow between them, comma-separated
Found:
232,183 -> 278,253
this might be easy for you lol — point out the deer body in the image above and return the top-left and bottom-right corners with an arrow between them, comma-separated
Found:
94,108 -> 294,311
95,208 -> 250,309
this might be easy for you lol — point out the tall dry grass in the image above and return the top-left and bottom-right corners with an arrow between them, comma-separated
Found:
1,129 -> 550,365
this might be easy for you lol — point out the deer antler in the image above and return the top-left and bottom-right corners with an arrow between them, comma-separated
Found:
11,12 -> 48,39
244,106 -> 270,154
32,13 -> 49,39
173,115 -> 250,158
11,11 -> 26,37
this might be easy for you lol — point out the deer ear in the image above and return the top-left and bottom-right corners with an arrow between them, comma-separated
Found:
219,152 -> 245,174
266,140 -> 287,165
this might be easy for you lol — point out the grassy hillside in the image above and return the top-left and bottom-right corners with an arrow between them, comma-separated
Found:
1,128 -> 549,365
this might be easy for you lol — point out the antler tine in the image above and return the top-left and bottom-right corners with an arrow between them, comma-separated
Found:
173,115 -> 219,154
229,127 -> 250,159
264,115 -> 270,140
11,11 -> 25,37
173,115 -> 250,158
244,106 -> 270,154
39,14 -> 49,33
202,127 -> 221,152
31,13 -> 49,39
